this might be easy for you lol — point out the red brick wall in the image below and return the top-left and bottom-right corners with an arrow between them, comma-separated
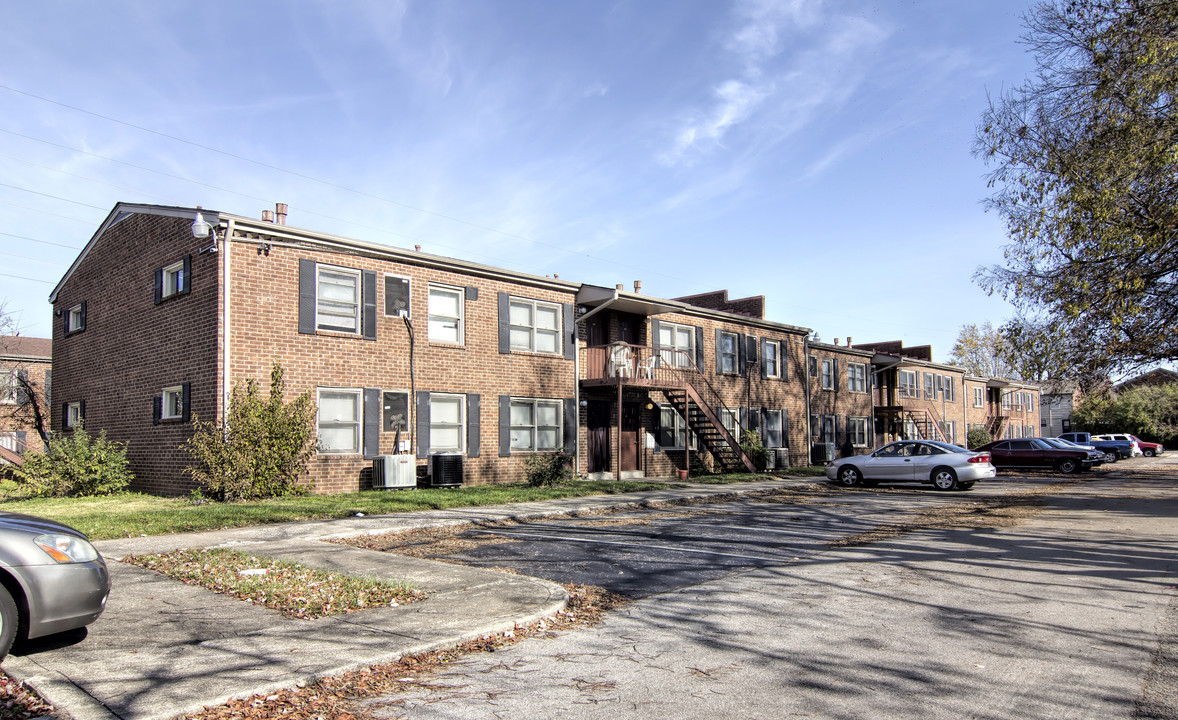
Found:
51,213 -> 221,495
806,346 -> 875,458
0,355 -> 51,454
226,237 -> 578,492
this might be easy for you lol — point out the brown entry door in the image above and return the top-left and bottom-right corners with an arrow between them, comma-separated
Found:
621,402 -> 641,472
587,401 -> 611,473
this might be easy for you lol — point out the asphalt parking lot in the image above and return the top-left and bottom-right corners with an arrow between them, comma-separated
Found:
376,472 -> 1074,597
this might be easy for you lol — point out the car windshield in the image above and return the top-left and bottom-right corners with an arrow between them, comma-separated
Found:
1029,438 -> 1052,449
1040,438 -> 1072,449
924,440 -> 966,454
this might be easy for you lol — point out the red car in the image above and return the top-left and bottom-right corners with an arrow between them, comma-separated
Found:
1130,435 -> 1165,457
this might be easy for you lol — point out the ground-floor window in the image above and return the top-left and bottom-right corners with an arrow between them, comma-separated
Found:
430,394 -> 466,453
658,405 -> 697,449
762,410 -> 783,448
510,398 -> 562,452
848,417 -> 869,447
318,388 -> 361,453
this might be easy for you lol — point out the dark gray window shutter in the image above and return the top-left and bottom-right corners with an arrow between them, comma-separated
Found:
563,398 -> 577,454
152,396 -> 161,425
695,326 -> 705,369
78,301 -> 87,331
834,359 -> 840,392
739,407 -> 747,435
738,334 -> 747,377
364,388 -> 380,458
760,408 -> 768,443
467,394 -> 480,457
181,255 -> 192,295
746,335 -> 758,364
651,319 -> 662,350
714,328 -> 723,375
61,402 -> 68,428
747,407 -> 760,435
499,395 -> 511,457
761,340 -> 769,379
782,408 -> 790,448
298,259 -> 317,334
362,270 -> 377,340
79,399 -> 85,422
563,303 -> 576,360
15,370 -> 28,404
181,383 -> 192,422
415,391 -> 430,459
498,292 -> 511,354
836,415 -> 844,446
465,286 -> 479,302
154,267 -> 163,305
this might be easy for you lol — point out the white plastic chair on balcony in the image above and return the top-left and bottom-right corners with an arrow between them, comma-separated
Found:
608,343 -> 633,378
637,354 -> 657,379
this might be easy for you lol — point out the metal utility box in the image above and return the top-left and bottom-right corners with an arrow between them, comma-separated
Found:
372,455 -> 417,489
811,443 -> 835,464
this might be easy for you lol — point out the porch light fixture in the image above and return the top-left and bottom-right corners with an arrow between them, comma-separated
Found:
191,211 -> 219,253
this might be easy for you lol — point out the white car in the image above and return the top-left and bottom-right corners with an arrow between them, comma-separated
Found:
1091,434 -> 1143,457
824,440 -> 996,491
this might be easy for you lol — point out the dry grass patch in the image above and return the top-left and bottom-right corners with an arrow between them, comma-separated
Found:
124,548 -> 424,618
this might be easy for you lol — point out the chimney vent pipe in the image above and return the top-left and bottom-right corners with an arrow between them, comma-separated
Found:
262,210 -> 274,222
275,203 -> 288,225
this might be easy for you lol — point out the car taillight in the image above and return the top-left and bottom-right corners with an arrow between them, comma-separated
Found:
969,453 -> 991,464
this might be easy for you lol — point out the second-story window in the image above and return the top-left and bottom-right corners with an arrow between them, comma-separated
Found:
509,298 -> 561,354
428,285 -> 464,344
65,302 -> 86,335
900,369 -> 918,398
718,331 -> 739,374
973,386 -> 984,407
155,256 -> 191,304
847,362 -> 866,393
821,359 -> 834,390
763,340 -> 781,378
316,265 -> 361,333
658,322 -> 695,369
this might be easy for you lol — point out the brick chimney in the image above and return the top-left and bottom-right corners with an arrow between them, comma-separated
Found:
634,280 -> 642,293
275,203 -> 288,225
616,283 -> 624,291
262,210 -> 274,222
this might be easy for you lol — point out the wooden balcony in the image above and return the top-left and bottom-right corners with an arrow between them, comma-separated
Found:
580,344 -> 691,389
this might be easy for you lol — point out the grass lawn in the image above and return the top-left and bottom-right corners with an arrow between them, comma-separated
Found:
0,470 -> 826,541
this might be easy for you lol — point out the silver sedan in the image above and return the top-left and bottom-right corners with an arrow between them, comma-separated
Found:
824,440 -> 996,491
0,512 -> 111,659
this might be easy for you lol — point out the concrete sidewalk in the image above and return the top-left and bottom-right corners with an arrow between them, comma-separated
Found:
3,476 -> 807,720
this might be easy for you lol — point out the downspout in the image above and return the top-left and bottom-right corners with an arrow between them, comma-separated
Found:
573,290 -> 621,478
803,333 -> 811,463
222,217 -> 236,425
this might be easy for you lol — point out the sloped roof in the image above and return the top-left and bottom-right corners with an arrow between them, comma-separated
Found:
0,336 -> 51,361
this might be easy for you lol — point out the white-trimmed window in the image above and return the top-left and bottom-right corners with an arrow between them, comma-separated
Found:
66,303 -> 85,334
718,331 -> 739,374
763,410 -> 783,448
924,373 -> 935,399
0,371 -> 16,404
162,260 -> 185,299
819,415 -> 836,445
658,405 -> 697,449
316,265 -> 361,333
318,388 -> 362,453
0,432 -> 18,453
821,360 -> 834,390
65,401 -> 82,430
429,393 -> 465,453
1001,392 -> 1012,410
161,386 -> 184,420
847,363 -> 867,393
509,398 -> 562,452
900,370 -> 918,398
764,340 -> 781,378
658,322 -> 695,368
848,417 -> 869,447
973,386 -> 984,407
941,420 -> 958,444
509,298 -> 561,355
720,408 -> 741,439
943,376 -> 956,402
428,285 -> 464,344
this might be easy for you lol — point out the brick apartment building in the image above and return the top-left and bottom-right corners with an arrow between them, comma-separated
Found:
48,202 -> 1040,494
0,336 -> 51,461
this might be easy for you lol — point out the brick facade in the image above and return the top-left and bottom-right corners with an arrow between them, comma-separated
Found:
0,337 -> 52,457
806,342 -> 875,461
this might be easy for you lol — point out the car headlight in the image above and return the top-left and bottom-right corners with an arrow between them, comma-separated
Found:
34,533 -> 99,563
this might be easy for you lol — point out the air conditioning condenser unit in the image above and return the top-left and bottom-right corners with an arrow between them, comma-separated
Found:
372,455 -> 417,489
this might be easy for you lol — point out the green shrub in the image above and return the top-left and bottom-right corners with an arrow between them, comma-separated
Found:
739,430 -> 769,472
523,451 -> 573,487
184,364 -> 316,501
14,423 -> 132,497
966,427 -> 992,449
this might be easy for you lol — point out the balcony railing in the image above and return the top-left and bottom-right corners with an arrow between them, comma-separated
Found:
580,343 -> 695,388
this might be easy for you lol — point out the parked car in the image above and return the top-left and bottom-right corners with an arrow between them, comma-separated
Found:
1039,437 -> 1105,467
979,438 -> 1097,473
824,440 -> 994,491
1058,432 -> 1132,461
1091,434 -> 1143,457
1129,435 -> 1164,457
0,512 -> 111,659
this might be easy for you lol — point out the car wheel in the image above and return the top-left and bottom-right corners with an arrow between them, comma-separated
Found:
1057,458 -> 1078,474
0,584 -> 17,661
931,467 -> 959,491
1103,451 -> 1118,464
1144,448 -> 1156,457
837,466 -> 862,487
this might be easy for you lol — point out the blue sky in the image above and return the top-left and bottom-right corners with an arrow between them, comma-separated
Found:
1,0 -> 1036,362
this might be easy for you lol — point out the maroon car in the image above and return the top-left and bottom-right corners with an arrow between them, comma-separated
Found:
1130,435 -> 1165,457
977,438 -> 1097,474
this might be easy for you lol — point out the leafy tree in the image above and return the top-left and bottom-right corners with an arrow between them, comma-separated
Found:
185,364 -> 317,500
966,426 -> 993,450
974,0 -> 1178,377
1071,384 -> 1178,442
13,423 -> 132,497
949,322 -> 1014,378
